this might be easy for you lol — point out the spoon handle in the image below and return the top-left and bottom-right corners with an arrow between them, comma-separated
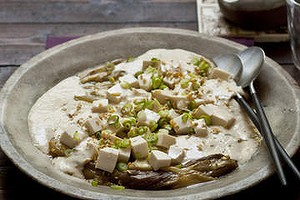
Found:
249,82 -> 287,186
235,93 -> 300,181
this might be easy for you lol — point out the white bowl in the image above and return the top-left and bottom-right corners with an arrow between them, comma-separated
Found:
0,28 -> 299,200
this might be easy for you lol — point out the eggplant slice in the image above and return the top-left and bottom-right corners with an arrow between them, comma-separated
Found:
112,154 -> 238,190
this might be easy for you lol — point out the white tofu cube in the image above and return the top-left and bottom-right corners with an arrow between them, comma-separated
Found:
192,119 -> 208,137
91,99 -> 108,113
156,131 -> 176,149
168,146 -> 185,165
137,109 -> 161,127
149,150 -> 171,171
118,147 -> 131,162
168,109 -> 180,119
84,118 -> 103,135
119,74 -> 139,88
130,136 -> 149,159
193,104 -> 217,119
95,147 -> 119,173
107,83 -> 128,103
138,73 -> 152,91
211,108 -> 235,128
60,127 -> 87,148
209,68 -> 232,80
170,114 -> 193,134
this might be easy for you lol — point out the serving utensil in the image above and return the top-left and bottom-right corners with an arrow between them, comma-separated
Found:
214,47 -> 300,185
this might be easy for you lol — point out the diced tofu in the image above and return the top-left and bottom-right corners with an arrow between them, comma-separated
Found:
118,147 -> 131,162
119,74 -> 139,88
107,83 -> 128,103
95,147 -> 119,173
149,150 -> 171,171
60,127 -> 87,148
168,146 -> 185,165
209,68 -> 232,80
192,119 -> 208,137
193,104 -> 235,128
130,136 -> 149,159
137,109 -> 160,127
168,109 -> 180,119
163,76 -> 177,89
211,108 -> 235,128
84,118 -> 103,135
91,99 -> 108,113
193,104 -> 217,119
170,114 -> 193,134
156,130 -> 176,149
138,73 -> 152,91
152,90 -> 186,105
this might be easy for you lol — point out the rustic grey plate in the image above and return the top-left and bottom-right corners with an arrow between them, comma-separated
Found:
0,28 -> 299,200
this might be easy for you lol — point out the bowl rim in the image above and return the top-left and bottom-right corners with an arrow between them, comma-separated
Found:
0,27 -> 299,200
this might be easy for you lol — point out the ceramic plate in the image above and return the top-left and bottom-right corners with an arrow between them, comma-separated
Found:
0,28 -> 299,199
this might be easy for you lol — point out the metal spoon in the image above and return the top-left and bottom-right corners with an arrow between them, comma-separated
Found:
237,47 -> 287,185
214,47 -> 300,185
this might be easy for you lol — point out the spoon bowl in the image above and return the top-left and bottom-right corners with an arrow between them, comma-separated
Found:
213,53 -> 243,82
238,47 -> 265,87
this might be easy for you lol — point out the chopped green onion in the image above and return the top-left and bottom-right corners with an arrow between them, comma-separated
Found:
151,57 -> 160,62
91,180 -> 99,187
200,114 -> 211,126
144,132 -> 158,144
116,162 -> 128,172
163,124 -> 172,131
122,117 -> 136,130
134,71 -> 143,78
128,127 -> 138,138
105,62 -> 115,72
149,121 -> 158,132
159,84 -> 168,89
107,115 -> 119,125
138,126 -> 149,135
152,76 -> 162,89
110,184 -> 125,190
64,149 -> 73,157
145,66 -> 156,74
108,76 -> 115,83
158,117 -> 168,128
192,82 -> 200,90
120,82 -> 131,89
121,103 -> 133,115
127,56 -> 135,62
158,110 -> 169,118
119,138 -> 131,148
107,105 -> 116,113
188,100 -> 197,111
191,57 -> 203,66
73,131 -> 80,142
94,131 -> 101,139
180,78 -> 189,89
182,113 -> 192,123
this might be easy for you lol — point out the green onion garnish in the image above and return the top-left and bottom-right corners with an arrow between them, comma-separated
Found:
116,162 -> 128,172
149,121 -> 158,132
182,113 -> 192,123
180,78 -> 189,89
107,115 -> 119,125
152,76 -> 162,89
144,132 -> 158,145
120,82 -> 131,89
200,114 -> 212,126
91,180 -> 99,187
110,184 -> 125,190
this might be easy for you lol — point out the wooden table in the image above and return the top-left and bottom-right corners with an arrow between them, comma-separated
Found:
0,1 -> 299,199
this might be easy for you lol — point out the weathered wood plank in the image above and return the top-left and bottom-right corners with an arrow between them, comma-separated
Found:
0,23 -> 197,65
0,0 -> 196,23
0,23 -> 197,39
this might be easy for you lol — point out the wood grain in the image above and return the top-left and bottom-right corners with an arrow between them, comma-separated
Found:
0,0 -> 196,23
